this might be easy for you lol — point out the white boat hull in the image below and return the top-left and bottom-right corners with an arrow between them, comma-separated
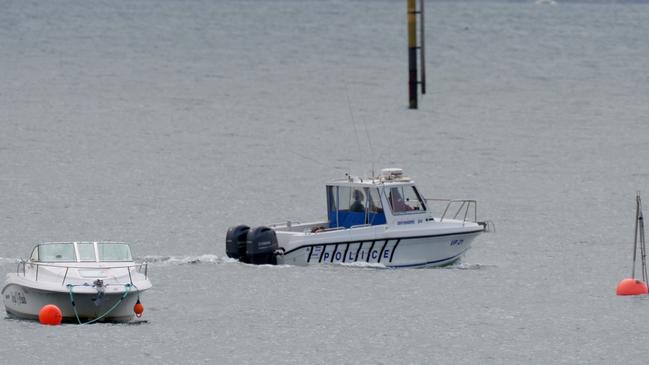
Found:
277,229 -> 482,268
3,281 -> 144,322
227,168 -> 488,268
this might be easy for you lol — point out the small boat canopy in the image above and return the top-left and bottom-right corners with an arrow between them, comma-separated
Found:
326,169 -> 427,229
327,184 -> 387,228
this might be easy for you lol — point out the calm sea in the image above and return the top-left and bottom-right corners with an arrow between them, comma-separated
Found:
1,0 -> 649,363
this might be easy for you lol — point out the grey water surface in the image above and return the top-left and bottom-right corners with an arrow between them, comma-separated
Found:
1,0 -> 649,364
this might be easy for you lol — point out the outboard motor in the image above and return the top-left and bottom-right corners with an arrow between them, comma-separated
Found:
225,225 -> 250,260
245,226 -> 278,265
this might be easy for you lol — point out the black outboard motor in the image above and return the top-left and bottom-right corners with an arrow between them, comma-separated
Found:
245,226 -> 278,265
225,225 -> 250,260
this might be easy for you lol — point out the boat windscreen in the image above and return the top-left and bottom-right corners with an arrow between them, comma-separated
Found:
97,243 -> 132,261
38,243 -> 76,262
78,242 -> 96,262
388,185 -> 426,213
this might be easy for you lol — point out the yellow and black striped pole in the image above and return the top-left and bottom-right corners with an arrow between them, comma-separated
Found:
408,0 -> 417,109
408,0 -> 426,109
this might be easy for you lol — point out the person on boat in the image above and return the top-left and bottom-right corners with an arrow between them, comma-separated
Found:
350,189 -> 365,212
389,188 -> 413,212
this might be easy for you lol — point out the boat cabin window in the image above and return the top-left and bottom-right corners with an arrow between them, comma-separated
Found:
388,185 -> 426,213
78,242 -> 96,262
97,243 -> 132,262
37,243 -> 76,262
327,185 -> 386,228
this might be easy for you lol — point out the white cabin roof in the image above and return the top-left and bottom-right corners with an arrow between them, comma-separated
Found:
327,168 -> 415,187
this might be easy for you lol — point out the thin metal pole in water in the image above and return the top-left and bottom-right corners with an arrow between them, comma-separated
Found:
631,192 -> 647,281
632,193 -> 639,279
419,0 -> 426,95
638,194 -> 648,283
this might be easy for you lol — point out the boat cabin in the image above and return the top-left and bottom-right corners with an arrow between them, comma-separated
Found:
29,242 -> 134,263
326,168 -> 428,229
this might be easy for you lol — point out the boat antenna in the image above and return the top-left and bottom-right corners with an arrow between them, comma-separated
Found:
344,82 -> 376,177
357,101 -> 376,178
344,82 -> 364,175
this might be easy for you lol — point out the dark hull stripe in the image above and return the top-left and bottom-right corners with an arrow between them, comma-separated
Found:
282,229 -> 482,256
377,240 -> 389,263
355,242 -> 363,261
389,239 -> 401,263
366,241 -> 376,263
330,244 -> 339,263
318,245 -> 326,263
307,246 -> 314,263
342,244 -> 350,263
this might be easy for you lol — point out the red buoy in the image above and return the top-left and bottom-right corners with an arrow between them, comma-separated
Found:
618,194 -> 649,296
616,278 -> 648,296
134,299 -> 144,317
39,304 -> 62,325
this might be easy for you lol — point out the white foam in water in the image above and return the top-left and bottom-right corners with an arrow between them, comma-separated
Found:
138,255 -> 173,263
194,254 -> 220,263
445,262 -> 495,270
139,254 -> 221,265
340,261 -> 387,269
221,256 -> 240,264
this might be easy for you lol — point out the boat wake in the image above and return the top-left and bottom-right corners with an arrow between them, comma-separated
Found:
4,254 -> 493,271
136,255 -> 496,270
445,262 -> 496,270
340,261 -> 387,269
139,254 -> 223,265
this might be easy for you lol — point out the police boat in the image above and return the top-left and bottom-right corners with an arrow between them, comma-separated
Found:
3,242 -> 151,323
226,168 -> 487,268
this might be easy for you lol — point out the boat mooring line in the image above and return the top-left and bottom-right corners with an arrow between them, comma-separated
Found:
67,283 -> 133,325
307,246 -> 314,263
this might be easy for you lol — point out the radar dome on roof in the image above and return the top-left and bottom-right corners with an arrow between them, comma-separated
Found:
381,168 -> 404,179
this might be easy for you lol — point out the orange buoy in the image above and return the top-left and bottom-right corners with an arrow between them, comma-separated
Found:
134,299 -> 144,317
616,278 -> 649,296
39,304 -> 62,325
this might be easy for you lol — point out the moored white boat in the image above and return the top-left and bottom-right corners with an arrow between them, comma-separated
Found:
226,168 -> 487,268
3,242 -> 151,323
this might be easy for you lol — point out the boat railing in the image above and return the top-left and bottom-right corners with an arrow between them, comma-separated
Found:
268,220 -> 301,228
350,224 -> 372,229
16,260 -> 148,286
424,199 -> 478,224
